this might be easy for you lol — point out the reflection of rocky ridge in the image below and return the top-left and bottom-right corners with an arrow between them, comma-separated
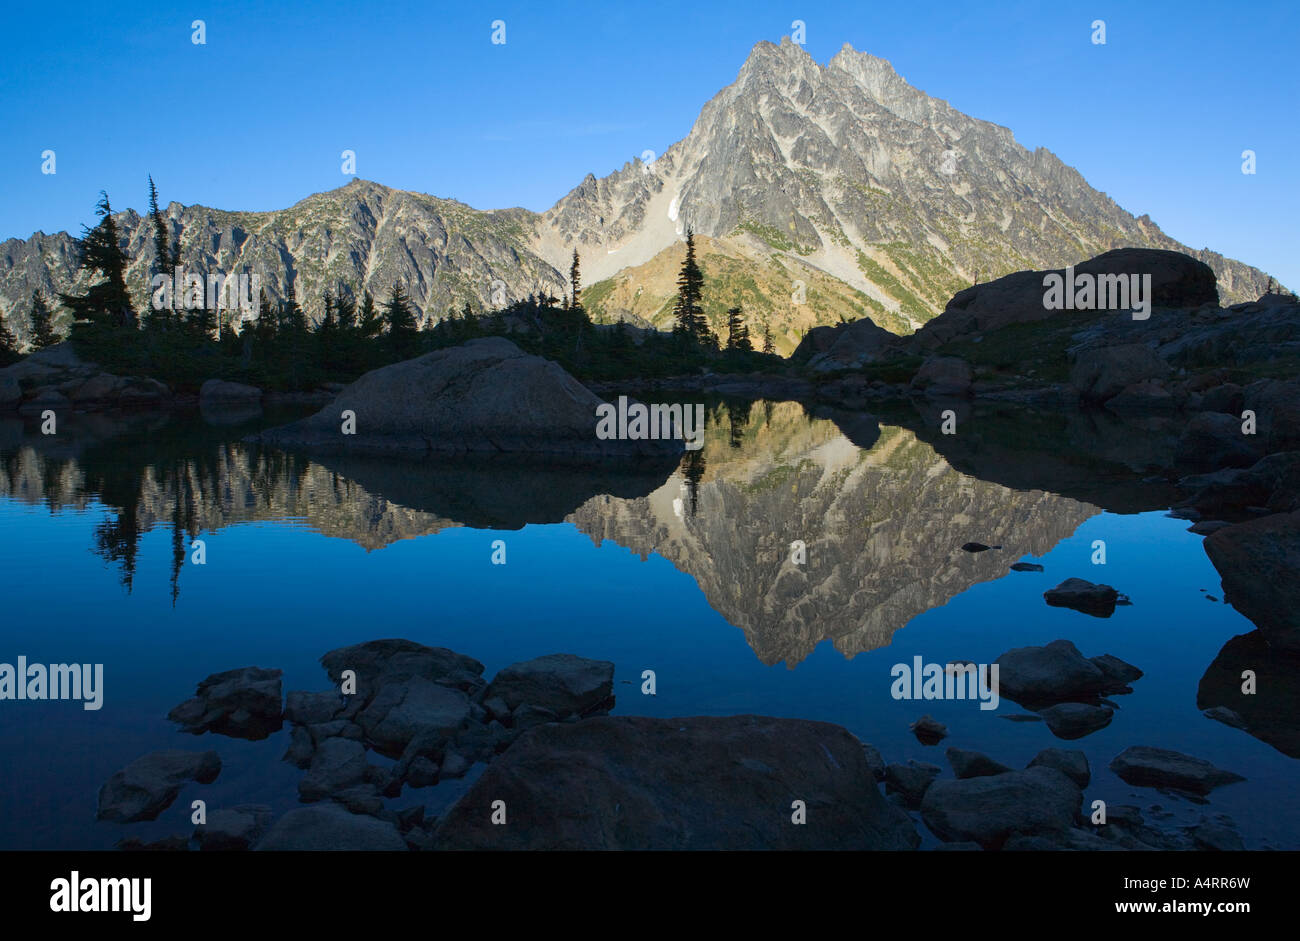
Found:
566,401 -> 1099,666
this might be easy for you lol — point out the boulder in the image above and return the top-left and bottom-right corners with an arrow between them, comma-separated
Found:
1177,452 -> 1300,517
97,750 -> 222,823
914,248 -> 1218,348
910,714 -> 948,744
1043,578 -> 1121,617
994,639 -> 1112,707
1109,746 -> 1245,794
794,318 -> 901,371
1070,344 -> 1171,403
195,805 -> 272,851
298,737 -> 374,802
920,766 -> 1082,849
911,356 -> 972,397
355,675 -> 471,757
1197,631 -> 1300,758
1039,702 -> 1113,740
319,638 -> 485,700
483,653 -> 614,719
884,761 -> 943,808
167,666 -> 283,740
1244,379 -> 1300,453
434,715 -> 920,850
1175,412 -> 1263,471
1027,748 -> 1091,788
1204,512 -> 1300,653
255,803 -> 407,851
283,690 -> 343,726
0,375 -> 20,409
255,337 -> 684,458
945,748 -> 1012,779
199,379 -> 262,404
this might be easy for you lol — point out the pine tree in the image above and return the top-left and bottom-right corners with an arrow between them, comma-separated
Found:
60,191 -> 136,332
761,322 -> 774,354
357,291 -> 383,338
725,306 -> 752,351
569,249 -> 582,312
0,314 -> 20,366
382,283 -> 419,359
147,175 -> 174,279
29,290 -> 58,350
672,228 -> 707,344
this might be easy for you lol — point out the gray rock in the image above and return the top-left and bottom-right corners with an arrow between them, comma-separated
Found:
97,750 -> 222,823
911,356 -> 972,397
439,750 -> 470,779
435,715 -> 919,850
257,338 -> 683,458
283,690 -> 343,726
405,757 -> 439,788
298,737 -> 372,802
1109,746 -> 1246,795
1089,653 -> 1144,687
168,666 -> 283,740
511,704 -> 559,730
1070,343 -> 1172,403
920,766 -> 1082,849
484,653 -> 614,718
1043,578 -> 1121,617
910,714 -> 948,744
1039,702 -> 1114,740
884,760 -> 943,808
1176,412 -> 1263,471
319,638 -> 486,700
860,742 -> 886,782
1190,823 -> 1245,851
945,748 -> 1012,779
255,803 -> 407,851
282,725 -> 315,769
199,379 -> 262,404
994,639 -> 1107,706
355,675 -> 471,756
195,804 -> 272,851
1028,748 -> 1091,788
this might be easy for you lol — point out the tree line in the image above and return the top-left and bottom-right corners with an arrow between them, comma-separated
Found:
0,182 -> 780,387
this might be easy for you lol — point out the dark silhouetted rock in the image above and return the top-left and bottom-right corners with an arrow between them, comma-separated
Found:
1204,511 -> 1300,654
1028,748 -> 1091,788
946,748 -> 1012,779
910,714 -> 948,744
1039,702 -> 1113,740
1176,412 -> 1264,471
1109,746 -> 1245,795
885,760 -> 943,809
434,715 -> 920,850
1010,562 -> 1044,572
255,803 -> 407,851
483,653 -> 614,719
920,766 -> 1082,849
97,750 -> 222,823
195,805 -> 272,851
168,666 -> 283,741
1043,578 -> 1121,617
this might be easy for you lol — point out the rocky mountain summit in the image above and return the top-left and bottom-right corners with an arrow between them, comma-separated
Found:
0,40 -> 1278,354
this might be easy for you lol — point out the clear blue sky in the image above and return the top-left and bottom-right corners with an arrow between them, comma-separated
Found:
2,0 -> 1296,286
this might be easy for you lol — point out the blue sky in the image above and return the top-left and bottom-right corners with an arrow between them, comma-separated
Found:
2,0 -> 1296,286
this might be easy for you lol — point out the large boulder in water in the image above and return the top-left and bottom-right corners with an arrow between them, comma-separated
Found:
1204,511 -> 1300,654
254,338 -> 683,459
433,715 -> 919,850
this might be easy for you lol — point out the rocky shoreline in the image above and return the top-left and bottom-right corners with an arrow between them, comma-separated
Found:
97,637 -> 1249,852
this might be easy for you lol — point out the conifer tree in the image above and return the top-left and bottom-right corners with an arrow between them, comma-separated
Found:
357,290 -> 383,339
672,228 -> 706,343
29,290 -> 59,350
382,283 -> 419,359
762,322 -> 775,354
725,306 -> 752,351
569,249 -> 582,312
0,315 -> 20,366
60,191 -> 136,332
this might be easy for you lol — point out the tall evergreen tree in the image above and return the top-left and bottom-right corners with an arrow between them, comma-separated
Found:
29,290 -> 59,350
0,314 -> 20,366
761,322 -> 774,354
672,228 -> 707,343
725,306 -> 751,351
382,283 -> 419,359
147,175 -> 175,279
569,249 -> 582,312
357,290 -> 383,339
60,191 -> 136,332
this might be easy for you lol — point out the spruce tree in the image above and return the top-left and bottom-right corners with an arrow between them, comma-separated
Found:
29,290 -> 59,350
60,191 -> 136,332
726,306 -> 751,351
762,323 -> 774,354
382,283 -> 419,359
569,249 -> 582,312
672,228 -> 706,344
0,315 -> 20,366
357,291 -> 383,339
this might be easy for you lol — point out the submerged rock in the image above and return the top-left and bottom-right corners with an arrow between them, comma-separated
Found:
995,639 -> 1111,706
97,750 -> 222,823
1039,702 -> 1114,740
434,715 -> 920,850
1109,746 -> 1245,795
167,666 -> 283,740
